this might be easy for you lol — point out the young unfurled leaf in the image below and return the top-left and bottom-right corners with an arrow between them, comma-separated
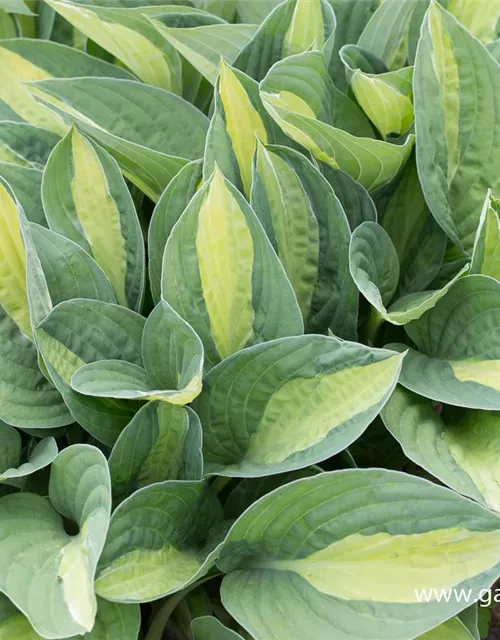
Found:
414,2 -> 500,254
218,469 -> 500,640
0,178 -> 71,428
71,300 -> 204,405
471,190 -> 500,281
260,51 -> 414,190
109,401 -> 202,502
340,45 -> 414,138
0,122 -> 59,169
42,127 -> 145,311
382,386 -> 500,513
195,334 -> 404,477
36,299 -> 145,444
234,0 -> 336,81
149,160 -> 203,304
150,16 -> 257,85
0,445 -> 111,638
95,481 -> 223,602
251,143 -> 358,337
0,39 -> 133,134
204,61 -> 283,197
349,221 -> 468,326
28,77 -> 209,201
162,167 -> 303,368
390,275 -> 500,408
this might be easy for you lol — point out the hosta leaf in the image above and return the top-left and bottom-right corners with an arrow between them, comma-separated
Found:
150,17 -> 257,85
95,481 -> 223,602
0,429 -> 57,486
72,300 -> 204,405
35,299 -> 145,444
341,47 -> 414,138
391,275 -> 500,409
327,0 -> 379,92
162,168 -> 303,369
0,39 -> 133,135
471,190 -> 500,281
0,122 -> 58,169
382,386 -> 500,513
0,444 -> 111,638
0,164 -> 44,226
350,221 -> 469,326
194,0 -> 236,21
234,0 -> 336,81
414,2 -> 500,254
149,160 -> 203,304
192,616 -> 244,640
0,0 -> 33,15
358,0 -> 419,70
42,127 -> 145,311
0,179 -> 71,428
109,401 -> 203,502
45,1 -> 187,91
0,10 -> 17,38
260,51 -> 414,191
381,156 -> 447,296
28,77 -> 209,201
204,61 -> 284,198
236,0 -> 280,24
320,163 -> 377,230
417,617 -> 476,640
195,334 -> 404,477
447,0 -> 500,43
251,143 -> 357,337
218,469 -> 500,640
0,591 -> 139,640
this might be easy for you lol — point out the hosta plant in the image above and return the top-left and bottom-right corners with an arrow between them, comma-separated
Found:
1,0 -> 500,639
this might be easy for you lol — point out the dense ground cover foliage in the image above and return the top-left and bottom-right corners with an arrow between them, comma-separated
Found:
0,0 -> 500,638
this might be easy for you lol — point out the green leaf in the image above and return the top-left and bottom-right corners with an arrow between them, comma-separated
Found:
204,60 -> 286,198
218,469 -> 500,640
414,2 -> 500,254
381,155 -> 447,296
391,275 -> 500,408
236,0 -> 280,24
0,444 -> 111,638
0,164 -> 44,227
195,334 -> 404,477
0,38 -> 134,135
471,190 -> 500,281
358,0 -> 420,70
234,0 -> 336,81
341,47 -> 414,138
0,178 -> 72,429
42,127 -> 145,311
71,300 -> 204,405
0,594 -> 138,640
192,616 -> 244,640
416,617 -> 476,640
108,401 -> 202,502
0,0 -> 33,15
382,386 -> 500,513
447,0 -> 500,43
28,77 -> 209,201
36,299 -> 145,444
95,480 -> 223,602
350,221 -> 469,325
260,51 -> 415,191
148,160 -> 203,304
319,163 -> 377,230
0,122 -> 58,169
162,167 -> 303,369
45,1 -> 189,92
251,142 -> 358,337
150,17 -> 257,85
0,430 -> 57,486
